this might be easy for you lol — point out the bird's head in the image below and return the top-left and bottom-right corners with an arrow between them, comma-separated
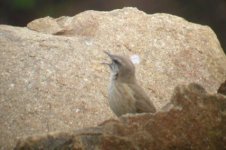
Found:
103,51 -> 136,83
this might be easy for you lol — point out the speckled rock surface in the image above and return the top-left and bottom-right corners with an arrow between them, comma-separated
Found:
14,83 -> 226,150
0,7 -> 226,149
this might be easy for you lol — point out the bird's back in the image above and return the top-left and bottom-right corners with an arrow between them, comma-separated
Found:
109,81 -> 156,116
128,83 -> 156,113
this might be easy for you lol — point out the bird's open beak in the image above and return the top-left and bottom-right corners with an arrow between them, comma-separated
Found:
101,62 -> 110,66
101,51 -> 113,66
104,51 -> 114,59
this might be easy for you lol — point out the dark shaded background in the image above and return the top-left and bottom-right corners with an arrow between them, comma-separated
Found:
0,0 -> 225,53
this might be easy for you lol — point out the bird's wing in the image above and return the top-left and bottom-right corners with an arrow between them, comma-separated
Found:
129,84 -> 156,113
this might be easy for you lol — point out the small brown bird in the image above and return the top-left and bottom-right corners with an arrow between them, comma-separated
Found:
104,51 -> 156,117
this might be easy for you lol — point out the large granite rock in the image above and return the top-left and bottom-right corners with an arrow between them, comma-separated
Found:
14,83 -> 226,149
0,7 -> 226,149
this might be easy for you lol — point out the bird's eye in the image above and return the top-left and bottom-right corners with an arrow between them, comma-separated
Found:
113,59 -> 121,65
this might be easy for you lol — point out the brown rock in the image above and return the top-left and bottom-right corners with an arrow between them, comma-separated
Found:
0,7 -> 226,149
218,80 -> 226,95
27,16 -> 63,34
14,83 -> 226,150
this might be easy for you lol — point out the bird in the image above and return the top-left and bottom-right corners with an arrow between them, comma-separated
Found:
103,51 -> 156,117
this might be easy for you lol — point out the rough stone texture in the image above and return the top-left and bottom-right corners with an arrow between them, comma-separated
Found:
0,7 -> 226,149
218,80 -> 226,96
14,83 -> 226,150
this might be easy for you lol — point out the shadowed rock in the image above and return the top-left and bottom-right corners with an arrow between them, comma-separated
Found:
218,80 -> 226,96
15,83 -> 226,150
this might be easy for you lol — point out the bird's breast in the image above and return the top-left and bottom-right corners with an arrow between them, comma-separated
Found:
108,81 -> 136,116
